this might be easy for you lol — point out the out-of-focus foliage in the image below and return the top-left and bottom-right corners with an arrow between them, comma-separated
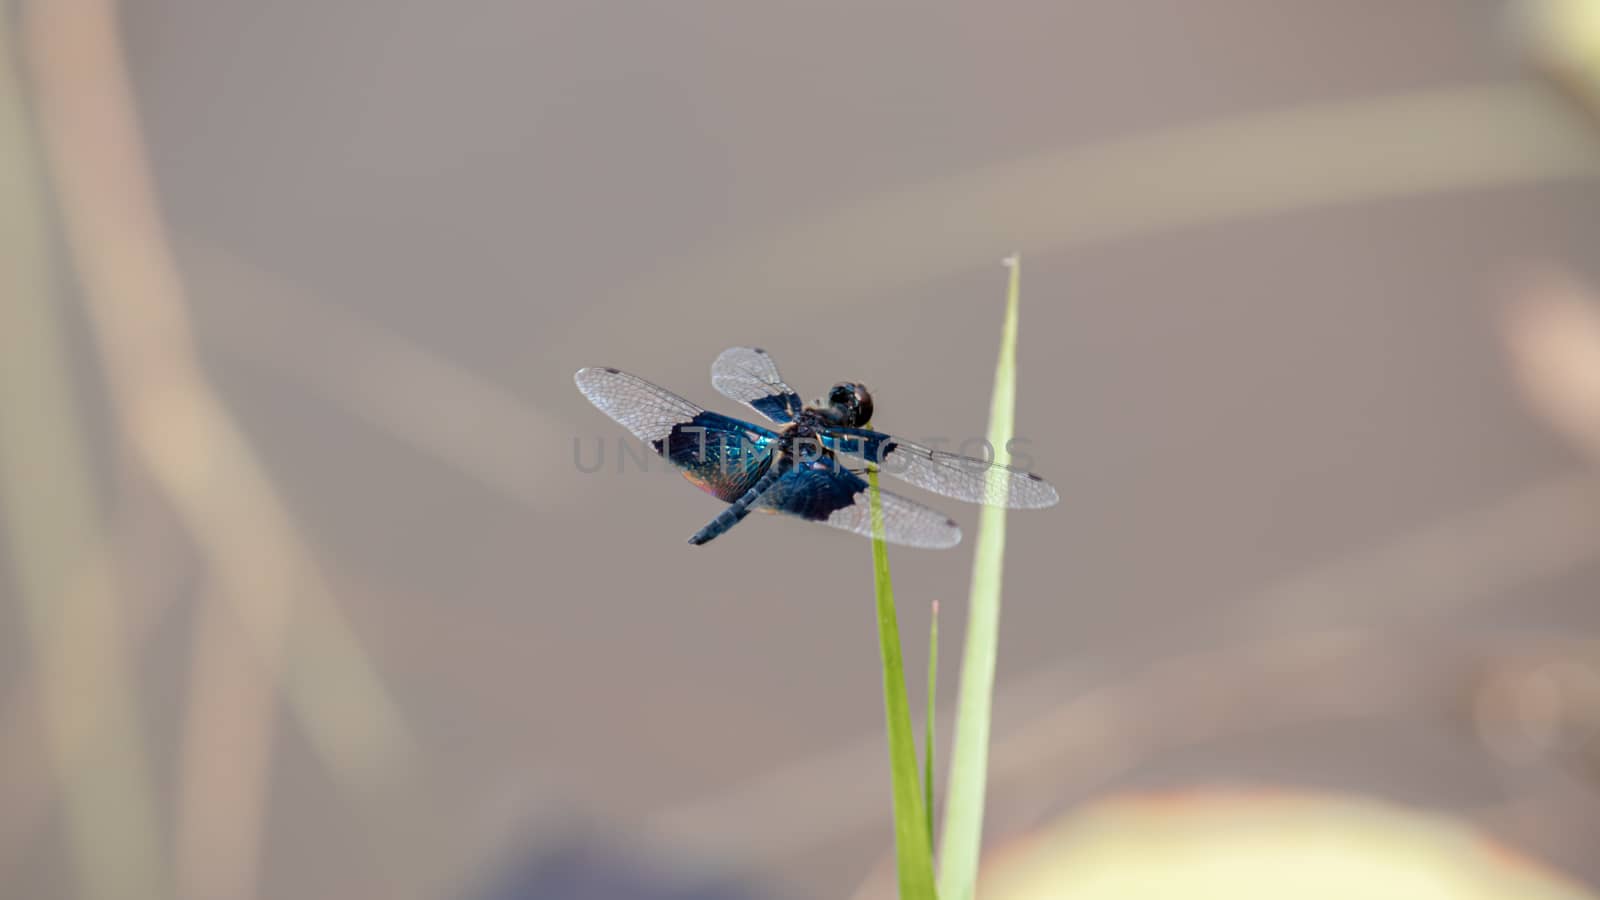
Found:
980,791 -> 1599,900
1523,0 -> 1600,114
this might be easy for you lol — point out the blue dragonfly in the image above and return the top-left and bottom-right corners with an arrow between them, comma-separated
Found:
574,347 -> 1058,548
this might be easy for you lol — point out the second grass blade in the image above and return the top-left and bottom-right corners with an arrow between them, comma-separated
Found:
923,600 -> 939,847
938,255 -> 1024,900
868,465 -> 938,899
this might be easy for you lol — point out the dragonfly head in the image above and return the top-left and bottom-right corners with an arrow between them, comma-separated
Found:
821,382 -> 874,428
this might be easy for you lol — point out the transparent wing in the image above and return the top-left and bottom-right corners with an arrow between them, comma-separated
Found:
574,367 -> 703,444
755,459 -> 962,549
828,432 -> 1059,508
710,346 -> 804,424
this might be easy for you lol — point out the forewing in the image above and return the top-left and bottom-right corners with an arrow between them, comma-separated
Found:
575,367 -> 703,444
828,432 -> 1059,508
755,459 -> 962,549
575,367 -> 777,502
710,346 -> 804,424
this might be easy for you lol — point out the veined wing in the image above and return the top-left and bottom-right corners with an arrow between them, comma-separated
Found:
575,366 -> 703,444
754,459 -> 962,549
575,367 -> 778,502
710,346 -> 804,424
825,429 -> 1059,509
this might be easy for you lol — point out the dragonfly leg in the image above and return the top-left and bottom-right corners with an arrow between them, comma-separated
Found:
687,455 -> 791,545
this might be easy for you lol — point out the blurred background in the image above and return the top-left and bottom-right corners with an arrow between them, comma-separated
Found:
5,1 -> 1600,898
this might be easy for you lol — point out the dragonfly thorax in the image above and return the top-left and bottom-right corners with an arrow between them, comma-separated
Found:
785,383 -> 869,438
781,410 -> 830,459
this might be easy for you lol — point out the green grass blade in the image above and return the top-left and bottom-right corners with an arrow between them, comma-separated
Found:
938,255 -> 1023,900
867,465 -> 938,900
923,600 -> 939,847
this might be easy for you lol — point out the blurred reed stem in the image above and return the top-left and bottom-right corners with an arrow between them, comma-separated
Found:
1505,269 -> 1600,463
22,2 -> 419,897
0,15 -> 165,900
0,494 -> 183,879
616,82 -> 1600,331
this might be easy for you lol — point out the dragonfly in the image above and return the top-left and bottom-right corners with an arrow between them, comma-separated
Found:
573,347 -> 1059,548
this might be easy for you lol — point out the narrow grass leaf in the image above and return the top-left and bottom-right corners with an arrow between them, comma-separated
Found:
938,255 -> 1023,900
923,600 -> 939,847
868,465 -> 938,899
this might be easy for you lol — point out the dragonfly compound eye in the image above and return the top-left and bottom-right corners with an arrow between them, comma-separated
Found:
851,385 -> 874,427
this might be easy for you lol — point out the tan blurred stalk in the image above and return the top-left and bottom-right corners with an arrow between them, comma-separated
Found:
181,238 -> 564,507
613,83 -> 1600,326
0,495 -> 182,879
0,15 -> 163,900
1506,270 -> 1600,462
22,3 -> 413,899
